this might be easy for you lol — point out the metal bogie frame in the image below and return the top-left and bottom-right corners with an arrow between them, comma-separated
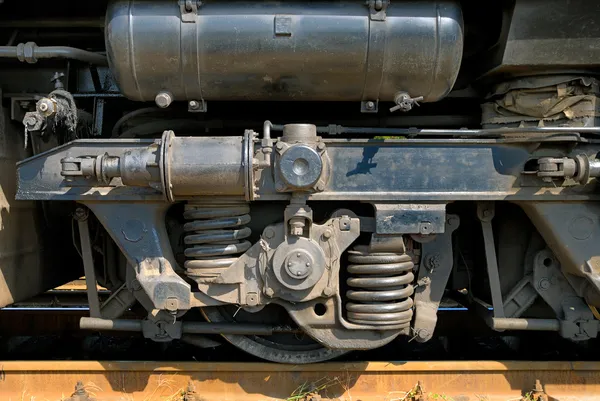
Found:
15,121 -> 600,353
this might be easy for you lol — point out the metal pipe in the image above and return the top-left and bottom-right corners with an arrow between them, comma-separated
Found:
80,317 -> 297,335
489,317 -> 560,331
183,322 -> 286,336
0,18 -> 105,28
271,124 -> 600,137
81,317 -> 142,332
0,42 -> 107,65
263,120 -> 272,141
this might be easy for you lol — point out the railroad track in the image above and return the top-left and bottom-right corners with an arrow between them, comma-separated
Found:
0,361 -> 597,401
2,284 -> 598,400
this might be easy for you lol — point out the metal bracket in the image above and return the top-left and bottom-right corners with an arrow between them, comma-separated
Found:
412,215 -> 460,342
366,0 -> 390,21
532,248 -> 598,341
373,203 -> 446,235
188,99 -> 207,112
360,100 -> 379,113
83,202 -> 192,312
503,275 -> 538,318
179,0 -> 200,23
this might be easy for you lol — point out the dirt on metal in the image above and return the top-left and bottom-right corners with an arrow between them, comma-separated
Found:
0,361 -> 597,401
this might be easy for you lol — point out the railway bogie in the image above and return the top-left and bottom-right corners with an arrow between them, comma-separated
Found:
1,0 -> 600,363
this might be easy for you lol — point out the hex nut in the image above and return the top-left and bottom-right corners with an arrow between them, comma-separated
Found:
264,288 -> 275,297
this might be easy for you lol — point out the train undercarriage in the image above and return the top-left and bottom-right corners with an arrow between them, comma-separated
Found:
1,0 -> 600,363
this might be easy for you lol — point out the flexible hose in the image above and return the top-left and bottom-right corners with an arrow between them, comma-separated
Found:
111,107 -> 162,137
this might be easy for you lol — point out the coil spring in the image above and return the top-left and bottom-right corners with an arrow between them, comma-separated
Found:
346,245 -> 415,327
183,202 -> 252,279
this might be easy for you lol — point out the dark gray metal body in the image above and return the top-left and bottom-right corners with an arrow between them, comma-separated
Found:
105,0 -> 463,103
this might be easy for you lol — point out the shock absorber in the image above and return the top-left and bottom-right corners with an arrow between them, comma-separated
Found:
183,201 -> 252,279
346,245 -> 415,327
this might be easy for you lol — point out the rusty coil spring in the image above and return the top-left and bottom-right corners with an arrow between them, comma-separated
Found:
346,245 -> 415,327
183,203 -> 251,279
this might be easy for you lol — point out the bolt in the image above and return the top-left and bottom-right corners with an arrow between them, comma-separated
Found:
189,100 -> 200,110
263,227 -> 275,239
483,209 -> 492,218
419,222 -> 433,235
165,297 -> 179,312
275,141 -> 285,151
245,293 -> 258,306
322,229 -> 332,240
24,114 -> 38,128
276,182 -> 286,191
417,328 -> 431,341
538,278 -> 551,291
425,254 -> 440,271
316,183 -> 326,192
73,207 -> 89,221
317,142 -> 326,151
365,101 -> 375,110
264,288 -> 275,297
447,216 -> 459,226
155,91 -> 173,108
288,262 -> 292,267
323,287 -> 334,297
296,271 -> 302,276
306,262 -> 310,267
38,101 -> 48,112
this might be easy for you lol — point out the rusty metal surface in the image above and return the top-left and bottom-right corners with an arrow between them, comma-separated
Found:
0,361 -> 598,401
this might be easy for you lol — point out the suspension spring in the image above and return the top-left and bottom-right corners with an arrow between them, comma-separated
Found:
183,202 -> 252,279
346,245 -> 415,327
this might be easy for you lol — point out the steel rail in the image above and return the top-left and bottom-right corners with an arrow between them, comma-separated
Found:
1,361 -> 599,400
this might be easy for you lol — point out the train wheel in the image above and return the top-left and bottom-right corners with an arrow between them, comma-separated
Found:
201,304 -> 348,364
